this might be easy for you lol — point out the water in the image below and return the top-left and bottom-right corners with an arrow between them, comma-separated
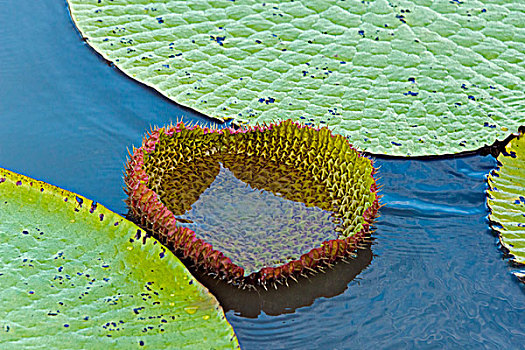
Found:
0,1 -> 213,212
1,2 -> 523,349
173,163 -> 340,275
226,156 -> 525,349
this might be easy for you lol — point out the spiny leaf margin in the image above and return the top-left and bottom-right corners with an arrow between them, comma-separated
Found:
124,120 -> 380,287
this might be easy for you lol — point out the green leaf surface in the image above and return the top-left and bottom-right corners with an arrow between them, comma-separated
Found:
487,134 -> 525,267
0,168 -> 238,349
66,0 -> 524,156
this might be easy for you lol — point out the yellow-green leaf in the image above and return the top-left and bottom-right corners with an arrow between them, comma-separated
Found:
487,134 -> 525,269
0,167 -> 238,349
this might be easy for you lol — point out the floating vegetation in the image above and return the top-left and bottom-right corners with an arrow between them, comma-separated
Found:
125,120 -> 380,287
487,133 -> 525,280
0,167 -> 238,348
67,0 -> 525,156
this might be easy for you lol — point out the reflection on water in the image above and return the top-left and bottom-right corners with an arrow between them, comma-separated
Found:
185,242 -> 372,318
175,164 -> 339,273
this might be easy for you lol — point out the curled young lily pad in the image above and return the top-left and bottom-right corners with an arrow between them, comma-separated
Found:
125,120 -> 380,287
0,167 -> 239,348
487,134 -> 525,275
67,0 -> 524,156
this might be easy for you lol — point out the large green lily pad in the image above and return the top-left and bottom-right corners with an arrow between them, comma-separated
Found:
0,167 -> 238,348
67,0 -> 524,156
487,134 -> 525,268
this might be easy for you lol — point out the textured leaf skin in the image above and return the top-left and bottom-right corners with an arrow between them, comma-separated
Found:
67,0 -> 524,156
487,134 -> 525,268
124,120 -> 380,287
0,168 -> 238,349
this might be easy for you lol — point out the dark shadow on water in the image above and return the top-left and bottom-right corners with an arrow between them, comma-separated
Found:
183,241 -> 373,318
364,127 -> 524,160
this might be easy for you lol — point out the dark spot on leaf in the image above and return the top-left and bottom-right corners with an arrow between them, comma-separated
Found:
210,35 -> 226,46
502,151 -> 517,158
395,14 -> 406,23
258,97 -> 275,104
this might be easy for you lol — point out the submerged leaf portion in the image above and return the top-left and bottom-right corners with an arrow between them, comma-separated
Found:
0,168 -> 238,349
67,0 -> 524,156
125,120 -> 380,286
487,134 -> 525,268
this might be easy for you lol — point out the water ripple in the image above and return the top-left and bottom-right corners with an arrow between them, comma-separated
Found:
227,156 -> 525,349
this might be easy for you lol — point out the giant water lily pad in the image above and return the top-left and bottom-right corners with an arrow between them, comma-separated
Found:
0,167 -> 238,348
487,134 -> 525,269
125,120 -> 380,287
67,0 -> 524,156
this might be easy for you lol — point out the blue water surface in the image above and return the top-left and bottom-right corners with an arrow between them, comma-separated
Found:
0,2 -> 523,349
